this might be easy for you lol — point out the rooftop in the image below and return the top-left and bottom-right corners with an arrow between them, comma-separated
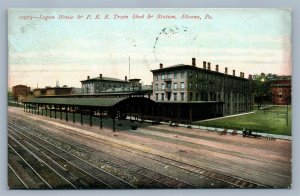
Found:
81,76 -> 129,83
25,97 -> 127,107
151,58 -> 249,80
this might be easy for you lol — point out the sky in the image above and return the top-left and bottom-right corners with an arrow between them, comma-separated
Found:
8,8 -> 291,89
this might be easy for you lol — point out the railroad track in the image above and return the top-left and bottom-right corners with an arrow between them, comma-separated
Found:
8,121 -> 194,189
8,143 -> 53,189
8,118 -> 269,188
8,127 -> 137,189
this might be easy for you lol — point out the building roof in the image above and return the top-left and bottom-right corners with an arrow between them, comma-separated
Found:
12,85 -> 30,89
151,64 -> 248,80
33,87 -> 73,91
25,97 -> 127,107
81,76 -> 129,83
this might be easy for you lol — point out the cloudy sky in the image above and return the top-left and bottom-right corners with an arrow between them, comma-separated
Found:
8,8 -> 291,89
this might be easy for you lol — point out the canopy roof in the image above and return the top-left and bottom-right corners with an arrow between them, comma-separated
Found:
25,97 -> 127,107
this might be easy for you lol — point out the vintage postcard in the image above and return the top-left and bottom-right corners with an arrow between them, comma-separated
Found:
8,8 -> 291,189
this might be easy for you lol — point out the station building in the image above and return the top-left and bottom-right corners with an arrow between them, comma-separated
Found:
24,58 -> 255,126
151,58 -> 254,116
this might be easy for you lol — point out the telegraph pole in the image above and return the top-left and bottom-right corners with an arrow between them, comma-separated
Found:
129,56 -> 131,79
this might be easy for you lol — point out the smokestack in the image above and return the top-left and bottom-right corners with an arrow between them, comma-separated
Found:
160,63 -> 163,69
225,67 -> 228,75
192,58 -> 196,67
207,62 -> 211,70
87,76 -> 90,79
203,61 -> 206,69
125,76 -> 127,81
248,74 -> 253,80
233,70 -> 235,76
99,74 -> 102,79
216,64 -> 219,72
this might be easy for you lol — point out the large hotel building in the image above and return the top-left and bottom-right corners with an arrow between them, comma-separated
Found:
151,58 -> 254,116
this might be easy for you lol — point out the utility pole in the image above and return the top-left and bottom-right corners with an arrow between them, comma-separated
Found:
129,56 -> 131,79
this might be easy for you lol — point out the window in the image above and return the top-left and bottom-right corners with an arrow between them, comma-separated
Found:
174,83 -> 177,90
180,82 -> 185,90
161,93 -> 165,101
180,93 -> 184,101
190,93 -> 193,101
189,82 -> 192,90
196,83 -> 198,90
196,73 -> 198,79
156,93 -> 158,101
161,74 -> 165,80
155,75 -> 159,81
155,84 -> 158,90
161,83 -> 165,90
196,93 -> 199,101
167,72 -> 171,79
174,72 -> 177,79
189,72 -> 192,77
181,71 -> 184,78
173,93 -> 177,101
167,83 -> 171,89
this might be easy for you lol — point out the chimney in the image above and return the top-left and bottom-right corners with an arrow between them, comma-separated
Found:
99,74 -> 102,79
192,58 -> 196,66
87,76 -> 90,80
207,62 -> 211,70
242,72 -> 245,78
225,67 -> 228,74
160,63 -> 163,69
125,76 -> 127,81
216,64 -> 219,72
233,70 -> 235,76
248,74 -> 253,80
203,61 -> 206,69
240,72 -> 243,77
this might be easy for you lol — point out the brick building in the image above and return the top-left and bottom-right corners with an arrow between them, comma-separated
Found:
151,58 -> 253,116
12,85 -> 31,102
81,74 -> 130,94
270,76 -> 291,105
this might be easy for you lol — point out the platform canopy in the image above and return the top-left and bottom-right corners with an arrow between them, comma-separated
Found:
25,97 -> 127,107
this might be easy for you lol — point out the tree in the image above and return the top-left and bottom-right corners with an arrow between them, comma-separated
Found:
252,73 -> 277,109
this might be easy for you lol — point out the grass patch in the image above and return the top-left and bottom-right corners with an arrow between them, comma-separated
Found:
194,106 -> 292,136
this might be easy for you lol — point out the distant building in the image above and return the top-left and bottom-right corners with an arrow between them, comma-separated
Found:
33,88 -> 47,97
81,74 -> 130,94
33,86 -> 74,97
270,76 -> 291,105
71,88 -> 83,95
12,85 -> 31,102
151,58 -> 253,116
